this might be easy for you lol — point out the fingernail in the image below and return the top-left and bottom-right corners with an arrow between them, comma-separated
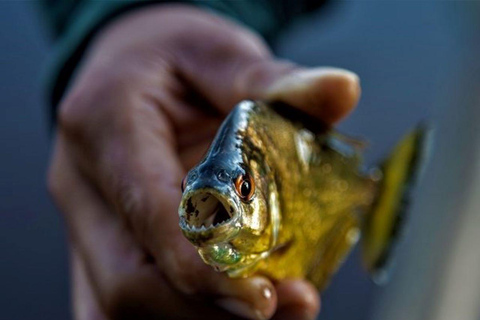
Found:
216,298 -> 266,320
266,67 -> 359,97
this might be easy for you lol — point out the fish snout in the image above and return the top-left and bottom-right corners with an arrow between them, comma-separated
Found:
178,189 -> 241,244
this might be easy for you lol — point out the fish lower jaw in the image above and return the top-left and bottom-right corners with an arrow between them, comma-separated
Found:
180,219 -> 231,233
179,216 -> 241,246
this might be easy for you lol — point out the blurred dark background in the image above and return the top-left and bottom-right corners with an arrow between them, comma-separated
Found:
0,2 -> 69,320
1,1 -> 478,320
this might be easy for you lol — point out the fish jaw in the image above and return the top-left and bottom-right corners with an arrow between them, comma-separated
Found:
178,188 -> 242,246
198,243 -> 243,271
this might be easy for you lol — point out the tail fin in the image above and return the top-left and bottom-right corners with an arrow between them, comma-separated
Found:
362,124 -> 433,283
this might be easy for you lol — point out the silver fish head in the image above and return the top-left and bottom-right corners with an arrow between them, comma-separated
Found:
178,101 -> 274,273
178,158 -> 271,271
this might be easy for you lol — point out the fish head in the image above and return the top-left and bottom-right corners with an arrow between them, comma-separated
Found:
178,155 -> 271,273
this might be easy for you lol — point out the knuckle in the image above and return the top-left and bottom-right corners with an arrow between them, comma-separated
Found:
57,84 -> 92,135
57,70 -> 136,137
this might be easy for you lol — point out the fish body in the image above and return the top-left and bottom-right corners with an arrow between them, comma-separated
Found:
179,100 -> 427,290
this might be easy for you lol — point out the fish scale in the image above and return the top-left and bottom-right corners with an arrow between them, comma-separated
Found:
244,105 -> 374,288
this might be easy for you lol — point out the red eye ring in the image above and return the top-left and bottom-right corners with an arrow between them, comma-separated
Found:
235,173 -> 255,201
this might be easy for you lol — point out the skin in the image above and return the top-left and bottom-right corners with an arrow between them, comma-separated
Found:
47,4 -> 360,320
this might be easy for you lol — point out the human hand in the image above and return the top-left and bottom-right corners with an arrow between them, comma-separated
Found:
48,5 -> 360,320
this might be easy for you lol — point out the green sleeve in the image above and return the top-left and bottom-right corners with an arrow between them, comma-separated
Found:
39,0 -> 325,122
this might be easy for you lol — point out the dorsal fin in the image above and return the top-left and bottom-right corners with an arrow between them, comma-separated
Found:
362,123 -> 433,283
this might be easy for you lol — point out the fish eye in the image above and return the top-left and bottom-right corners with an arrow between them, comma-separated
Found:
235,173 -> 255,201
181,176 -> 187,193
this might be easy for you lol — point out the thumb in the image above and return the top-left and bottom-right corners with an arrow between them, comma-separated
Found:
183,55 -> 360,125
234,61 -> 361,125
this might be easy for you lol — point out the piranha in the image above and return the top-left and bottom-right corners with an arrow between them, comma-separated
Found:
178,100 -> 429,290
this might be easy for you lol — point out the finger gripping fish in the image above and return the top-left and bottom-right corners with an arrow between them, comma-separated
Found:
178,100 -> 428,290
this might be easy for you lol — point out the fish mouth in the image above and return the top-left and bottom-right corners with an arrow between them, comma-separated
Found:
179,190 -> 240,242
